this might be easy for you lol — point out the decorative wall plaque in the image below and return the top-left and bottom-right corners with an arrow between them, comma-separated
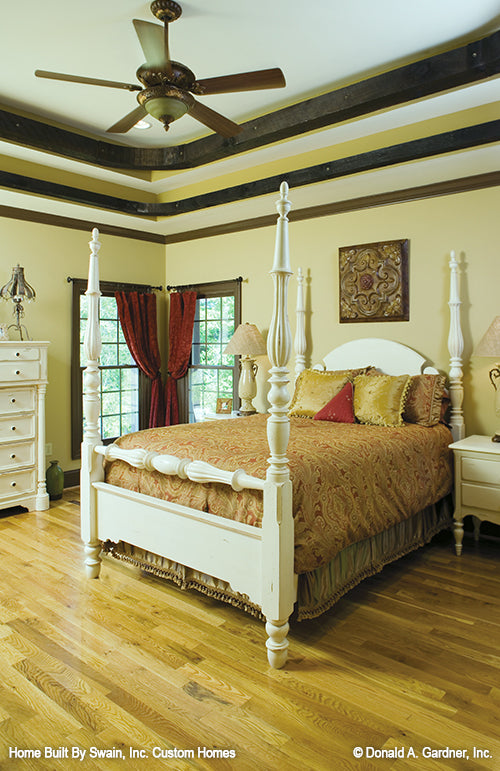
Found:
339,239 -> 409,323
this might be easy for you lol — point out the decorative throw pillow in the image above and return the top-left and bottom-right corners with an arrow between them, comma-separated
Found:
288,369 -> 351,418
440,388 -> 451,424
290,367 -> 372,418
353,374 -> 411,427
313,381 -> 355,423
403,374 -> 447,426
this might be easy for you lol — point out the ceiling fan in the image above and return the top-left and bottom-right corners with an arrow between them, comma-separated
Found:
34,0 -> 286,138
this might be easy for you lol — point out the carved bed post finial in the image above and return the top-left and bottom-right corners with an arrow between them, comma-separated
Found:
448,250 -> 465,441
80,228 -> 103,578
83,228 -> 102,445
267,180 -> 293,483
262,182 -> 295,669
295,267 -> 306,379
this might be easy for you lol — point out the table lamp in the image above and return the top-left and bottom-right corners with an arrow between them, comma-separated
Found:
224,323 -> 266,415
0,264 -> 36,341
474,316 -> 500,441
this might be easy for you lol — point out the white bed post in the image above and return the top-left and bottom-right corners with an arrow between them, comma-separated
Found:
262,182 -> 295,669
80,228 -> 104,579
294,267 -> 306,379
448,250 -> 465,442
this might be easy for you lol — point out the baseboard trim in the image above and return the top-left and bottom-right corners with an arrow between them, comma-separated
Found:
64,468 -> 80,489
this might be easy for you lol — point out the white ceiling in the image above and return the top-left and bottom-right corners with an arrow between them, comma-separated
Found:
0,0 -> 499,236
2,0 -> 499,146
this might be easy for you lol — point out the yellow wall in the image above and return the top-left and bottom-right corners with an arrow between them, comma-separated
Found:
0,220 -> 165,473
0,182 -> 497,479
165,185 -> 500,437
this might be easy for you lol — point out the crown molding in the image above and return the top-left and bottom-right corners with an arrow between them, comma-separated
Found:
0,120 -> 498,216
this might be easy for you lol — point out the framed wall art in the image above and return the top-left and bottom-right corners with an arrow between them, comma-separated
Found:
339,239 -> 409,323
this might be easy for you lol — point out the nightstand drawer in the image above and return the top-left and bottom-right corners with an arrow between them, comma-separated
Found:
0,441 -> 35,470
0,468 -> 36,498
0,387 -> 35,414
0,361 -> 40,382
0,413 -> 35,441
462,482 -> 500,512
462,457 -> 500,485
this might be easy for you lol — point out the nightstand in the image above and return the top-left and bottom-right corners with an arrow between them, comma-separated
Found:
202,412 -> 241,421
449,435 -> 500,555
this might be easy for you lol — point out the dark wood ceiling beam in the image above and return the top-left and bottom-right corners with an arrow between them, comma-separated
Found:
0,120 -> 498,216
0,30 -> 499,170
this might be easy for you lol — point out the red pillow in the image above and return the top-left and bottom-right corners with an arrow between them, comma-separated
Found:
313,381 -> 355,423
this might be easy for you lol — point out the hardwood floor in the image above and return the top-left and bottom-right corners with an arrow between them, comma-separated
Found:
0,490 -> 498,770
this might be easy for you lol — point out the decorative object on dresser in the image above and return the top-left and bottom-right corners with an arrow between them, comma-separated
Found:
449,436 -> 500,555
0,341 -> 49,512
223,322 -> 266,415
0,265 -> 36,341
473,316 -> 500,441
339,239 -> 409,323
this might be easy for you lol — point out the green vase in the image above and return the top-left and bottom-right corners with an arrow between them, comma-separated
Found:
46,460 -> 64,500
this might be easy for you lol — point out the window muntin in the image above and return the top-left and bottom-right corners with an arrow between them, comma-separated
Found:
79,294 -> 139,441
182,281 -> 241,423
71,279 -> 150,459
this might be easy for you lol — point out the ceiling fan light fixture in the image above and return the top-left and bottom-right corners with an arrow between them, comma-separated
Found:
138,85 -> 191,131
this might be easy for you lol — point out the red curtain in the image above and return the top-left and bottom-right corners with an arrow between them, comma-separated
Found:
115,291 -> 164,428
165,290 -> 197,425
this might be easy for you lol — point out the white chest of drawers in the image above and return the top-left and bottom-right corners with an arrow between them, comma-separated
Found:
0,341 -> 50,512
449,435 -> 500,555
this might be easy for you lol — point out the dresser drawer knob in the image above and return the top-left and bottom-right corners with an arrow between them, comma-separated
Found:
10,481 -> 16,487
10,453 -> 16,459
10,397 -> 16,404
15,352 -> 20,357
11,425 -> 16,431
15,370 -> 21,375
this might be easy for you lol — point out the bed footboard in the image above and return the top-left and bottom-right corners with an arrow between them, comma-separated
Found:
80,184 -> 298,668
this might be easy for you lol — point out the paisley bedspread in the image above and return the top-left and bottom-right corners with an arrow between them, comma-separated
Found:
104,414 -> 453,574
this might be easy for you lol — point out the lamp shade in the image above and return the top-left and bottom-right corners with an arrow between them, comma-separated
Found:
0,264 -> 36,340
0,264 -> 36,303
224,323 -> 266,356
474,317 -> 500,356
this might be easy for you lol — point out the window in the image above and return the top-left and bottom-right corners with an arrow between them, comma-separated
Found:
180,279 -> 241,423
71,279 -> 150,459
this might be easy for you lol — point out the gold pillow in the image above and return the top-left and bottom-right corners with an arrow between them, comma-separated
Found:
353,374 -> 411,427
289,369 -> 353,418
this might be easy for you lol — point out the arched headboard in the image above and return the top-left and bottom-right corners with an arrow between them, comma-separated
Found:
320,338 -> 439,376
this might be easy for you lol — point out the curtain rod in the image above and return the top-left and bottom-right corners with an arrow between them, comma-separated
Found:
166,276 -> 243,292
66,276 -> 163,291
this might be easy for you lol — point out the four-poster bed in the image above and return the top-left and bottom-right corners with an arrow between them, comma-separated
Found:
80,182 -> 464,668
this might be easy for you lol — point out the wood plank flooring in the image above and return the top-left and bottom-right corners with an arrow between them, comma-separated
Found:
0,490 -> 498,770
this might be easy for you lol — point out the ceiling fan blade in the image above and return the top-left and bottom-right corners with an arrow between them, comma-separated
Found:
35,69 -> 141,91
107,105 -> 148,133
194,68 -> 286,95
133,19 -> 170,70
188,98 -> 242,138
